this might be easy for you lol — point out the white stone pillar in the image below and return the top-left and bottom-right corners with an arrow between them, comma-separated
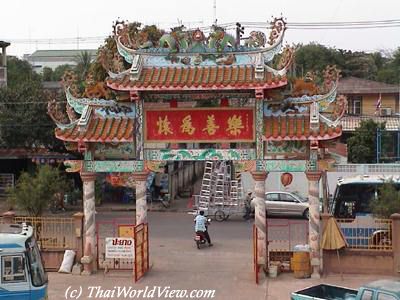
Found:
306,171 -> 322,278
80,172 -> 97,275
133,172 -> 149,225
251,171 -> 268,268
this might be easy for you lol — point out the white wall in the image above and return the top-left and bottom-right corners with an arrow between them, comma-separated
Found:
242,169 -> 400,199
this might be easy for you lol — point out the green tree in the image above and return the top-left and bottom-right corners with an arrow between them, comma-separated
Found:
0,81 -> 64,150
7,165 -> 69,216
52,64 -> 74,81
347,119 -> 385,163
343,52 -> 378,80
42,67 -> 54,81
74,50 -> 93,82
370,182 -> 400,218
377,47 -> 400,84
6,56 -> 41,88
294,43 -> 344,77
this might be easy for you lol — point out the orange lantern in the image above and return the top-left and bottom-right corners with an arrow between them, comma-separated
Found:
281,172 -> 293,187
109,174 -> 120,186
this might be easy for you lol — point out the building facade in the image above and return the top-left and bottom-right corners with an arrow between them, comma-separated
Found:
338,76 -> 400,162
25,49 -> 97,73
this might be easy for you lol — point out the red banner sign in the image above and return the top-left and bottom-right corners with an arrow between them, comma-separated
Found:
145,108 -> 254,142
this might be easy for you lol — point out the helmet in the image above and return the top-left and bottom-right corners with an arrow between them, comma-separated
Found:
247,190 -> 252,194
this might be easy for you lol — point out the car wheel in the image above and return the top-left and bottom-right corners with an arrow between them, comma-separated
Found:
303,209 -> 309,220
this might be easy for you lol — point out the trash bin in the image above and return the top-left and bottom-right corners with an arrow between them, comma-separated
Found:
292,245 -> 311,279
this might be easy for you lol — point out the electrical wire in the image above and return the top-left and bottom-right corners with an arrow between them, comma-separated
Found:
3,19 -> 400,45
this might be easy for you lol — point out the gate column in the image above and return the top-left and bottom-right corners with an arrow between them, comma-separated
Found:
305,171 -> 322,278
133,172 -> 149,225
80,172 -> 97,275
251,171 -> 268,270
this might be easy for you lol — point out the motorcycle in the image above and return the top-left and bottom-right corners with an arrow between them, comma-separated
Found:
194,218 -> 211,249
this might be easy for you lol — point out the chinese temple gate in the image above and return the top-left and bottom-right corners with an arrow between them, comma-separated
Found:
48,18 -> 346,278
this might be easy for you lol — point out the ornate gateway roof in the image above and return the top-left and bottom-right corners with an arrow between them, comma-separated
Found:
104,18 -> 294,93
55,116 -> 134,143
47,17 -> 346,158
107,65 -> 287,91
264,115 -> 342,141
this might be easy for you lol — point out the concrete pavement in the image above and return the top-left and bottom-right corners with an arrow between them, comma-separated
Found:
47,212 -> 398,300
49,271 -> 397,300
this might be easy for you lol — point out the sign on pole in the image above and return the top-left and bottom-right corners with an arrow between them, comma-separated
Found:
105,237 -> 135,259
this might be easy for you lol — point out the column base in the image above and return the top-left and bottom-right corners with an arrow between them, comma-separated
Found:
311,271 -> 321,279
311,258 -> 320,279
81,255 -> 94,276
81,270 -> 93,276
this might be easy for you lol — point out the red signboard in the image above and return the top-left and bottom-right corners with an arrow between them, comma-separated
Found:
145,108 -> 255,142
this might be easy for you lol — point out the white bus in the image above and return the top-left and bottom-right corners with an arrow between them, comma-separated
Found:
331,175 -> 400,219
330,175 -> 400,248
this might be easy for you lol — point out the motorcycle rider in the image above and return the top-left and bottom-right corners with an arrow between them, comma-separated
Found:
194,210 -> 213,246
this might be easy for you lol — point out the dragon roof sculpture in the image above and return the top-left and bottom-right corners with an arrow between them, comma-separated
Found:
113,17 -> 288,71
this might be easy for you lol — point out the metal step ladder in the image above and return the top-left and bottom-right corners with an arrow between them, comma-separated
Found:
230,172 -> 243,205
197,161 -> 214,212
196,161 -> 242,213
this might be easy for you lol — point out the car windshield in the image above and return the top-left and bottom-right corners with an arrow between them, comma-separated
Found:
26,237 -> 47,287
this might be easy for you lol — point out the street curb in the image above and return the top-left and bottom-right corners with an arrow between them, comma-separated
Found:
95,207 -> 191,213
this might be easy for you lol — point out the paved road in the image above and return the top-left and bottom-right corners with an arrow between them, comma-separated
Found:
48,212 -> 396,299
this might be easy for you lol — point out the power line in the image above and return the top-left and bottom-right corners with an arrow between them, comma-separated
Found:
3,19 -> 400,45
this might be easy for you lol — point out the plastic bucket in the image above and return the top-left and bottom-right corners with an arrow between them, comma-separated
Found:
268,265 -> 278,278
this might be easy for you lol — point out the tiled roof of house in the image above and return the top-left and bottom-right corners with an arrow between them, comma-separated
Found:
55,117 -> 134,142
107,65 -> 287,91
0,41 -> 11,48
28,49 -> 98,58
0,148 -> 72,159
340,115 -> 400,131
338,76 -> 399,94
265,115 -> 342,141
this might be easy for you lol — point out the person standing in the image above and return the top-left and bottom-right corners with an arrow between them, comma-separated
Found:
154,172 -> 162,200
243,190 -> 253,220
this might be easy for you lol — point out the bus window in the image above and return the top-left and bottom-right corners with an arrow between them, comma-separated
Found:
333,179 -> 400,218
1,255 -> 26,283
26,238 -> 47,287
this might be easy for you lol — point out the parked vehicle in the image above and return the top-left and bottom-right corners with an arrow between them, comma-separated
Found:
330,175 -> 400,247
265,191 -> 309,219
0,223 -> 48,300
331,175 -> 400,219
291,280 -> 400,300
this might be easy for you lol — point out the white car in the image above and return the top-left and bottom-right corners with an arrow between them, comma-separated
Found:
265,191 -> 309,219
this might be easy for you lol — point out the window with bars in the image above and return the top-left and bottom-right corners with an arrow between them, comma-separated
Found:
348,96 -> 362,115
